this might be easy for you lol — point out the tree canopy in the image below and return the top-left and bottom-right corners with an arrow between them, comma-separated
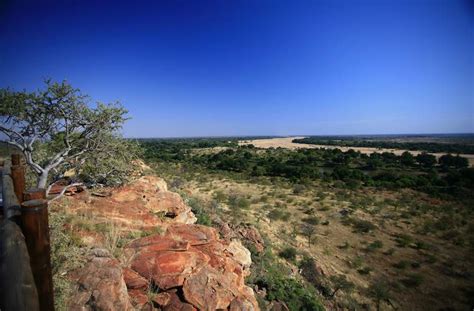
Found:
0,80 -> 139,191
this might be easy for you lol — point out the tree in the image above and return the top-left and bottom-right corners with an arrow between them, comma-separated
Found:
0,80 -> 137,193
400,151 -> 415,166
367,280 -> 392,311
439,154 -> 469,169
301,223 -> 316,247
329,274 -> 354,298
416,152 -> 437,168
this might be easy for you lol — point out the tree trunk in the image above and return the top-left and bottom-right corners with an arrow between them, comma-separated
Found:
330,288 -> 339,298
37,171 -> 49,189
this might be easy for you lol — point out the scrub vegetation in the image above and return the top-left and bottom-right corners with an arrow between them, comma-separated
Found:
141,136 -> 474,310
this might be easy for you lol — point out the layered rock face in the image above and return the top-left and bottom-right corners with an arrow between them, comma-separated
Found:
124,224 -> 259,310
66,175 -> 260,310
68,249 -> 134,311
68,175 -> 197,232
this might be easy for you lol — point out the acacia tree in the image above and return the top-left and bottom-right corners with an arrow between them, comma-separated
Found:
0,80 -> 137,193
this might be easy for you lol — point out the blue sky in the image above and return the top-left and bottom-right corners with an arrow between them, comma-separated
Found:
1,0 -> 473,137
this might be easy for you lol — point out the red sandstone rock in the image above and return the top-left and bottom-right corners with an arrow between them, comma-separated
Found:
167,224 -> 219,245
127,233 -> 190,251
152,292 -> 171,306
128,288 -> 151,310
126,224 -> 260,310
237,225 -> 265,253
68,253 -> 133,311
123,267 -> 149,289
63,175 -> 260,311
163,289 -> 197,311
230,296 -> 259,311
131,250 -> 210,289
183,266 -> 241,310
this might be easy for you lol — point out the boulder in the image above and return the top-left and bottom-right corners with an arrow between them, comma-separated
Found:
183,266 -> 239,310
123,267 -> 149,289
226,240 -> 252,269
162,289 -> 197,311
167,224 -> 219,245
216,221 -> 265,253
68,252 -> 133,311
152,292 -> 171,306
131,249 -> 209,289
126,224 -> 260,310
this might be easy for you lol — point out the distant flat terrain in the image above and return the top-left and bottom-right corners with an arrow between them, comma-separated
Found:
239,136 -> 474,166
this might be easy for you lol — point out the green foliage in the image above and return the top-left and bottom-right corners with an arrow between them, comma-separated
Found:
249,248 -> 324,311
366,240 -> 383,252
348,218 -> 376,233
416,152 -> 437,168
303,216 -> 320,225
187,197 -> 213,226
293,136 -> 474,154
395,234 -> 413,247
268,209 -> 291,221
0,80 -> 137,188
401,273 -> 424,288
329,274 -> 355,297
393,260 -> 409,269
141,139 -> 474,201
279,247 -> 298,261
228,194 -> 250,209
367,279 -> 392,310
78,137 -> 142,186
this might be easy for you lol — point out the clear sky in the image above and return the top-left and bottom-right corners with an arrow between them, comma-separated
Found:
1,0 -> 473,137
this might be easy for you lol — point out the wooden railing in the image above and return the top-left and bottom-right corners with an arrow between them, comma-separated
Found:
0,154 -> 54,311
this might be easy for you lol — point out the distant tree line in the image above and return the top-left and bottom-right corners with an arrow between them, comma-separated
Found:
142,140 -> 473,200
293,137 -> 474,154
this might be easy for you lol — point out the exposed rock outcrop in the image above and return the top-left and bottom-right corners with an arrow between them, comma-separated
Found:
217,221 -> 265,253
124,224 -> 260,310
64,175 -> 196,235
68,249 -> 134,311
63,175 -> 259,310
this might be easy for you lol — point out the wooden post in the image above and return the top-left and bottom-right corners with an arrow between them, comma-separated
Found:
24,188 -> 47,201
21,199 -> 54,311
11,154 -> 21,166
11,154 -> 26,204
2,160 -> 21,220
0,220 -> 40,311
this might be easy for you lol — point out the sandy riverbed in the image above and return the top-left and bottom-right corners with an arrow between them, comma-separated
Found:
239,137 -> 474,167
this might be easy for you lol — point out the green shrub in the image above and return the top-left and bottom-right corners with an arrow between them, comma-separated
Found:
228,195 -> 251,209
401,274 -> 424,288
395,234 -> 413,247
293,184 -> 306,195
250,249 -> 324,311
351,218 -> 376,233
279,247 -> 298,261
366,240 -> 383,252
393,260 -> 409,269
268,209 -> 291,221
357,266 -> 372,275
303,216 -> 320,225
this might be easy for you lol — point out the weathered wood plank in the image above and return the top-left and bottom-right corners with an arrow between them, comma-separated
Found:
2,160 -> 21,219
21,199 -> 55,311
0,219 -> 40,311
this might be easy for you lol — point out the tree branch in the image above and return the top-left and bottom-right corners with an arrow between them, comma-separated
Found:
48,182 -> 83,201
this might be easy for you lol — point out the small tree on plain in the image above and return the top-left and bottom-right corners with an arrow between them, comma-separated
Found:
301,223 -> 316,247
329,274 -> 354,298
367,279 -> 392,311
0,80 -> 137,194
